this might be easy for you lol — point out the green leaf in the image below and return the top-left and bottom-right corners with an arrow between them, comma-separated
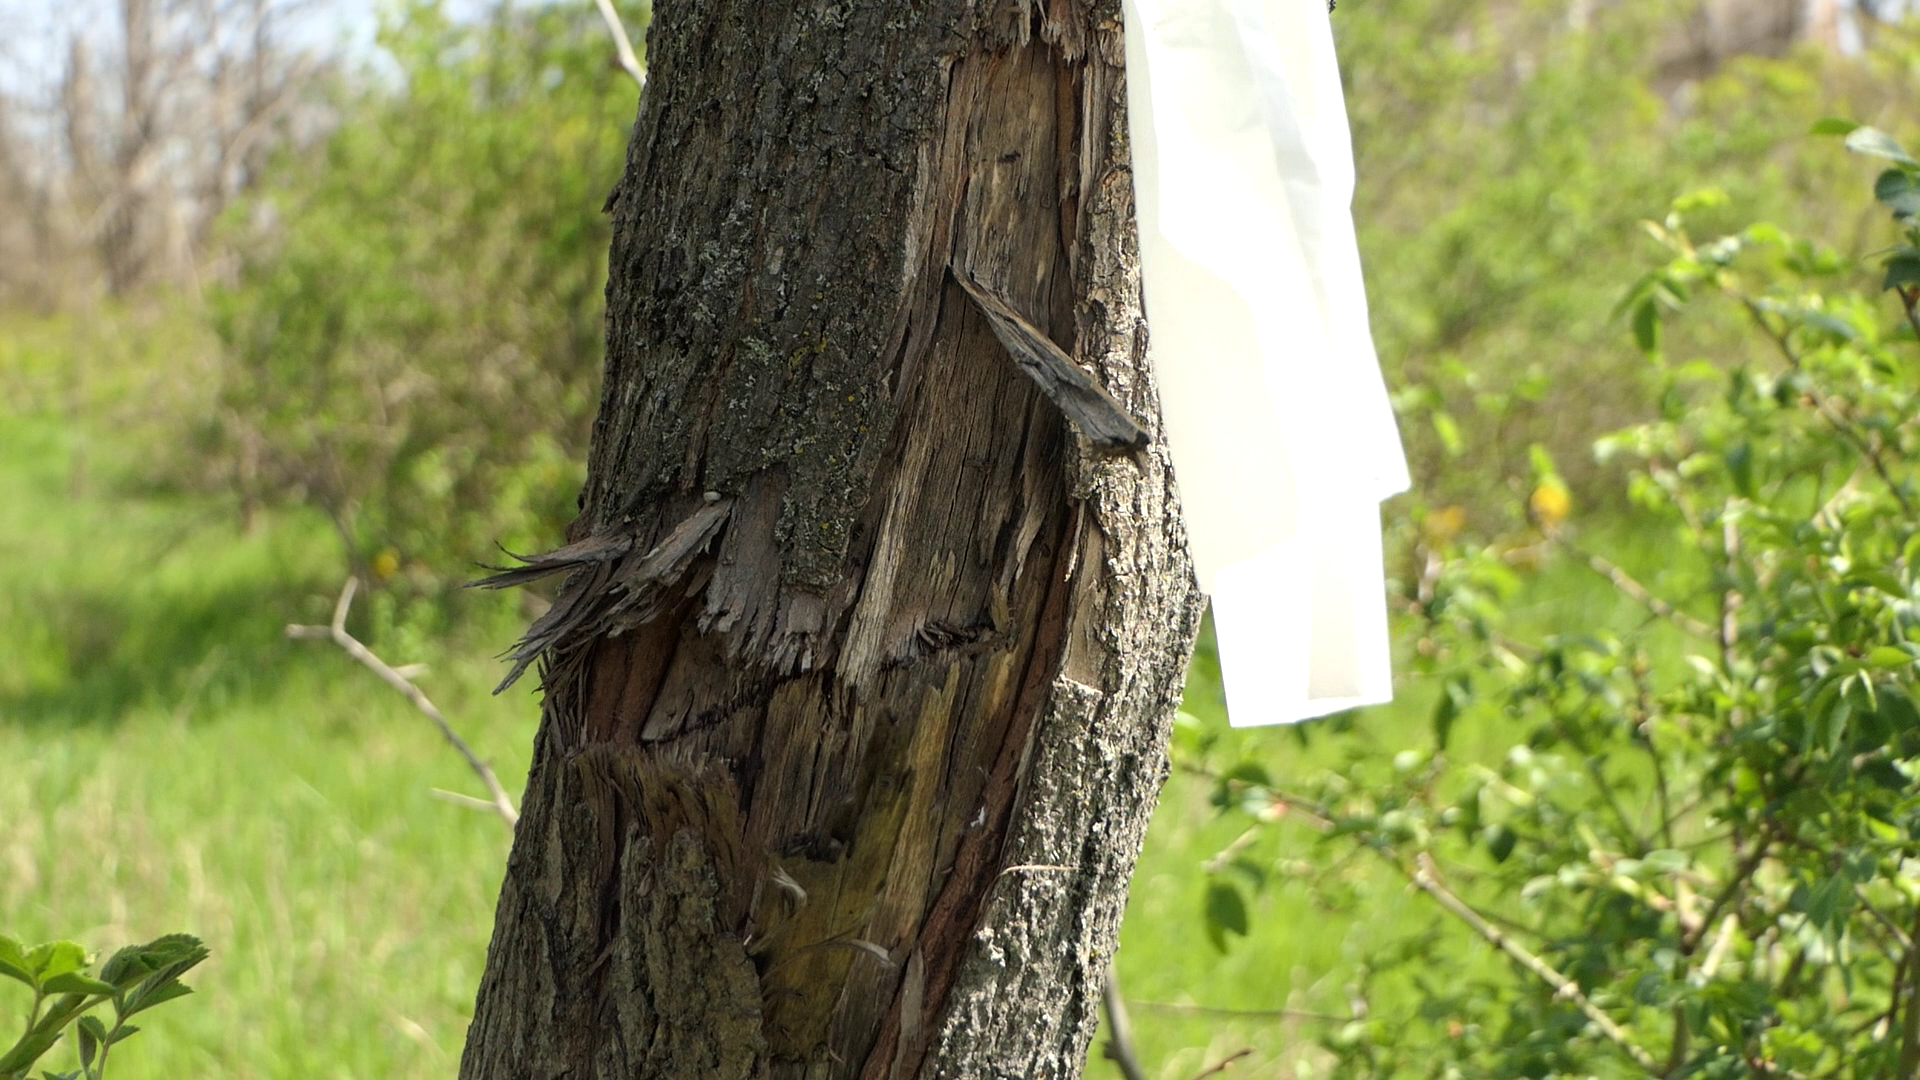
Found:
0,936 -> 35,991
1866,646 -> 1914,669
1631,297 -> 1661,354
22,944 -> 86,984
104,1024 -> 137,1046
1725,440 -> 1754,498
118,980 -> 193,1019
74,1018 -> 104,1071
38,974 -> 114,997
1486,824 -> 1517,863
1845,126 -> 1918,167
1809,117 -> 1861,136
1875,169 -> 1920,220
1430,410 -> 1463,456
1884,250 -> 1920,291
1801,874 -> 1850,931
1203,880 -> 1250,952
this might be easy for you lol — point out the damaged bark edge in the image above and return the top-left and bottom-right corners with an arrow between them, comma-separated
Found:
460,3 -> 1200,1078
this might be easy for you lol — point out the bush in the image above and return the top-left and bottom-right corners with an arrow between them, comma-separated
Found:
209,0 -> 643,590
1343,0 -> 1920,524
1184,129 -> 1920,1077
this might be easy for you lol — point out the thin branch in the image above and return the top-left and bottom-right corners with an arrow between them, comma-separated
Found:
1101,957 -> 1149,1080
1128,1000 -> 1349,1023
1739,297 -> 1914,516
1855,888 -> 1915,953
287,578 -> 519,830
1406,854 -> 1663,1074
1189,1048 -> 1254,1079
1899,286 -> 1920,352
591,0 -> 645,88
1630,657 -> 1678,852
1900,903 -> 1920,1078
1681,827 -> 1771,956
1557,538 -> 1715,640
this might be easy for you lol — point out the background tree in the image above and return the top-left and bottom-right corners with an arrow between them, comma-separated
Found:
458,2 -> 1201,1077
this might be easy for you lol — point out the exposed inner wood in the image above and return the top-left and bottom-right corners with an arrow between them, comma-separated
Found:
460,3 -> 1201,1078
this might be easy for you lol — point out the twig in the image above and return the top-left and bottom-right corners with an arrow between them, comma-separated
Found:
591,0 -> 645,89
1129,1000 -> 1348,1023
1558,539 -> 1715,640
1900,903 -> 1920,1079
1189,1048 -> 1254,1079
1407,854 -> 1662,1073
1739,297 -> 1914,516
431,788 -> 504,814
1680,826 -> 1771,956
1630,657 -> 1678,851
1719,508 -> 1743,667
288,579 -> 519,830
1855,888 -> 1915,952
1101,957 -> 1148,1080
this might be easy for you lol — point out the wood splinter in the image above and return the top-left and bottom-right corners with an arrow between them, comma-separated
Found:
955,273 -> 1151,455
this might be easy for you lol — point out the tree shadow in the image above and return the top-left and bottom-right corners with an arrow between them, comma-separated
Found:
1,574 -> 340,729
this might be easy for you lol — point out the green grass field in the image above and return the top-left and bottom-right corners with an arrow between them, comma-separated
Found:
0,314 -> 1675,1078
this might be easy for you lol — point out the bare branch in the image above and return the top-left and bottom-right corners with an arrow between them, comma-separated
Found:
287,578 -> 519,830
1188,1048 -> 1254,1079
1556,537 -> 1715,640
592,0 -> 646,89
1128,1000 -> 1348,1023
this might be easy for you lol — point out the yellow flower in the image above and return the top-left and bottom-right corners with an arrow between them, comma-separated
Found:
1423,504 -> 1468,545
1529,481 -> 1572,529
372,550 -> 401,581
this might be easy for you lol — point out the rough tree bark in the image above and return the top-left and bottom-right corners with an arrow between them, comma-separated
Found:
460,2 -> 1201,1077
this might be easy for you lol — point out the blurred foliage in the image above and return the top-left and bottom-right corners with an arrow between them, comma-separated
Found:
206,0 -> 644,589
1182,134 -> 1920,1077
1340,0 -> 1920,527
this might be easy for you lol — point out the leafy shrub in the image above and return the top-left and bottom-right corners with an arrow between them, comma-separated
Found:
0,934 -> 207,1080
1184,130 -> 1920,1077
209,0 -> 643,589
1343,0 -> 1920,522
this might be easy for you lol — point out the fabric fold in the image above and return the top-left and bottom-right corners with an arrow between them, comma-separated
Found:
1123,0 -> 1408,724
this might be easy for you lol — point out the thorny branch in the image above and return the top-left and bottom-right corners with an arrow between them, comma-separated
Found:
287,578 -> 519,830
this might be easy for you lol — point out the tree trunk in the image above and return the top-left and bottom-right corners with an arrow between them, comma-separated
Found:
460,3 -> 1200,1077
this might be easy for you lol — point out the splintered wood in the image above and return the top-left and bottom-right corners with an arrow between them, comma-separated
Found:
460,3 -> 1200,1078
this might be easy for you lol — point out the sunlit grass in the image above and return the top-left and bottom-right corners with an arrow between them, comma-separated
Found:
1,405 -> 538,1078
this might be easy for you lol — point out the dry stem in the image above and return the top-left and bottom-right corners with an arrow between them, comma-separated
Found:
592,0 -> 646,88
287,578 -> 519,830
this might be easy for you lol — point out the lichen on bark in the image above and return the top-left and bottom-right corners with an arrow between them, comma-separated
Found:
460,2 -> 1201,1078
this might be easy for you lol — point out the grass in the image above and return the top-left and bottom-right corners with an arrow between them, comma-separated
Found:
0,393 -> 541,1077
0,312 -> 1698,1078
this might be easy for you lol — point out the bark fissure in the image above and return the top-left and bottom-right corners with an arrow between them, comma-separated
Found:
462,2 -> 1198,1077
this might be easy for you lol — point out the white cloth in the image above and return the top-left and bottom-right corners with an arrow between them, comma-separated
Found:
1123,0 -> 1408,724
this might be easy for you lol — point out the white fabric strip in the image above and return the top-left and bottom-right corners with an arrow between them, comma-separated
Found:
1123,0 -> 1408,724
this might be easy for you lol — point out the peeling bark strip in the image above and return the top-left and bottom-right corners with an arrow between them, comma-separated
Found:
460,2 -> 1202,1078
956,274 -> 1150,455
